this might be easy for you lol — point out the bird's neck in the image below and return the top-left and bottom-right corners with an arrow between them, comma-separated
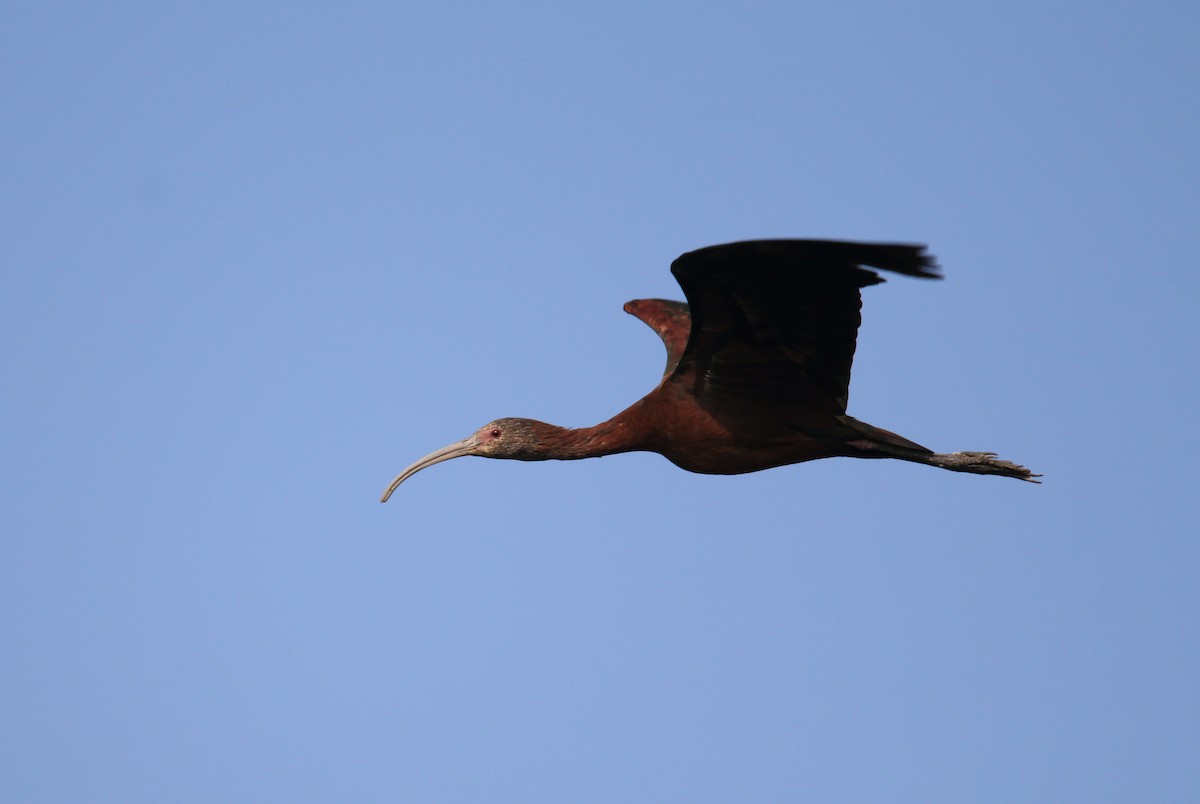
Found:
527,414 -> 648,461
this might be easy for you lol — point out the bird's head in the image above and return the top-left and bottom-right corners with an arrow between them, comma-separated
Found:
379,417 -> 543,502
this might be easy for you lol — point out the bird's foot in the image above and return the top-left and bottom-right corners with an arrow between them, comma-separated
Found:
932,451 -> 1041,483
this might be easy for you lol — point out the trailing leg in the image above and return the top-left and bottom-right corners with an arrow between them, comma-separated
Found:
920,450 -> 1040,482
849,439 -> 1041,483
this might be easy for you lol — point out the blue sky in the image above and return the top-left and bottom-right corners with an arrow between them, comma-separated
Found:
3,2 -> 1198,801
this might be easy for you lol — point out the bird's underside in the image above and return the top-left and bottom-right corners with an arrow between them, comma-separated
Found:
380,239 -> 1038,502
606,341 -> 1037,483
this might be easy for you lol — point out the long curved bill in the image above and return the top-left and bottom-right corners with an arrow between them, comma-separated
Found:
380,435 -> 478,502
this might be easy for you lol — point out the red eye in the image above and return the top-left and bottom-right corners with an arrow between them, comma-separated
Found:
490,429 -> 501,438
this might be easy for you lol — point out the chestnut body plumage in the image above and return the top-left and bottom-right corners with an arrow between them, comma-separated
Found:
381,239 -> 1037,501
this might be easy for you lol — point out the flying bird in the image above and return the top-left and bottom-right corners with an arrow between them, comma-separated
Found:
381,239 -> 1037,501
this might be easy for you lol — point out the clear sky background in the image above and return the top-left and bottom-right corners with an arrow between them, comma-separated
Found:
3,2 -> 1198,801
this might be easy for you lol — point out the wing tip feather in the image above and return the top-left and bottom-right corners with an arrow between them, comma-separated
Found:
672,238 -> 943,281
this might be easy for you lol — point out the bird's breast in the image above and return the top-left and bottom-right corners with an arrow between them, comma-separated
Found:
641,401 -> 838,476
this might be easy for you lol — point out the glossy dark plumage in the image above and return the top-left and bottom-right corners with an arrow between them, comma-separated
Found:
381,239 -> 1037,501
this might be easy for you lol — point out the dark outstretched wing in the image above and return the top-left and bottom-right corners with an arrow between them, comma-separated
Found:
669,239 -> 940,427
623,298 -> 692,378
